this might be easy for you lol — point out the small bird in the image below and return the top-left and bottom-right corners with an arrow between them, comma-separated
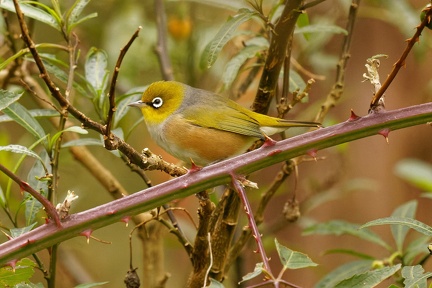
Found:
129,81 -> 320,166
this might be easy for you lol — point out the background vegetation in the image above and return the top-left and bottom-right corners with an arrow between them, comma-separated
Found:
1,0 -> 432,287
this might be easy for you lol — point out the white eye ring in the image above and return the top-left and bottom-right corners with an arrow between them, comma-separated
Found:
151,97 -> 163,109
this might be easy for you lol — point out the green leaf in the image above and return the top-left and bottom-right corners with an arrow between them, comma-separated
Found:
323,249 -> 375,260
49,126 -> 89,152
25,150 -> 50,225
0,90 -> 24,110
62,138 -> 104,148
275,239 -> 317,269
207,278 -> 225,288
315,260 -> 374,288
0,258 -> 36,287
0,145 -> 44,164
394,159 -> 432,191
10,223 -> 37,238
404,234 -> 431,265
360,217 -> 432,236
85,48 -> 109,111
294,24 -> 348,35
222,45 -> 266,90
0,0 -> 60,30
304,220 -> 391,250
65,0 -> 91,31
402,265 -> 432,288
334,264 -> 401,288
288,70 -> 307,93
239,262 -> 264,284
2,103 -> 46,142
114,87 -> 146,128
200,8 -> 257,69
74,282 -> 109,288
391,200 -> 417,253
0,109 -> 59,123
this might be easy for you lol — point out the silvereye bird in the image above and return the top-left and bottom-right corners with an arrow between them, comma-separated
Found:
129,81 -> 320,166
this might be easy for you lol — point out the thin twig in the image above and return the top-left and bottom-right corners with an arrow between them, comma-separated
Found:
370,5 -> 432,110
154,0 -> 174,81
0,163 -> 61,227
230,173 -> 272,277
314,0 -> 360,123
105,26 -> 142,148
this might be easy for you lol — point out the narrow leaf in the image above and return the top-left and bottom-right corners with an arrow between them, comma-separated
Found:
334,264 -> 401,288
275,239 -> 318,269
304,220 -> 391,250
62,138 -> 103,148
74,282 -> 109,288
200,8 -> 256,69
0,90 -> 23,110
0,145 -> 44,164
391,200 -> 417,252
66,0 -> 91,27
222,45 -> 265,90
360,217 -> 432,236
404,234 -> 431,265
294,24 -> 348,35
402,265 -> 431,288
0,0 -> 60,30
315,260 -> 373,288
0,109 -> 59,123
114,87 -> 146,128
50,126 -> 89,151
85,47 -> 109,96
2,103 -> 46,142
394,159 -> 432,191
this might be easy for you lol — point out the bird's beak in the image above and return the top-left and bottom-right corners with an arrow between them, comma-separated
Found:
128,100 -> 146,108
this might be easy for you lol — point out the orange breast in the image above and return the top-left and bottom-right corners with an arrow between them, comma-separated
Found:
160,114 -> 256,166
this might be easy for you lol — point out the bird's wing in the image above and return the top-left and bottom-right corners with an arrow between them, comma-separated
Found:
181,98 -> 265,139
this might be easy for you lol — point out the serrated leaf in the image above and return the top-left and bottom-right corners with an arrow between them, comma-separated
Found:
304,220 -> 391,250
275,239 -> 317,269
74,282 -> 109,288
315,260 -> 373,288
222,45 -> 266,90
402,265 -> 432,288
0,145 -> 44,164
200,8 -> 257,69
239,262 -> 264,283
0,0 -> 60,30
0,90 -> 24,110
334,264 -> 401,288
391,200 -> 417,252
10,223 -> 37,238
394,159 -> 432,191
361,217 -> 432,236
2,103 -> 46,142
62,138 -> 103,148
294,24 -> 347,35
0,258 -> 36,287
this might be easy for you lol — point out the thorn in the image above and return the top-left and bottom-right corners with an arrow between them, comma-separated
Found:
262,135 -> 277,148
80,229 -> 93,244
7,259 -> 18,271
307,149 -> 318,160
121,216 -> 131,227
107,210 -> 117,215
378,128 -> 390,144
267,149 -> 282,157
348,109 -> 360,121
188,158 -> 202,173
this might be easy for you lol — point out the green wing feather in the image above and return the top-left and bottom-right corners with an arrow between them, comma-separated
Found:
181,95 -> 265,139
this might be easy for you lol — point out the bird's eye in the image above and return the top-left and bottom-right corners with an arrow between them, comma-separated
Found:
151,97 -> 163,109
